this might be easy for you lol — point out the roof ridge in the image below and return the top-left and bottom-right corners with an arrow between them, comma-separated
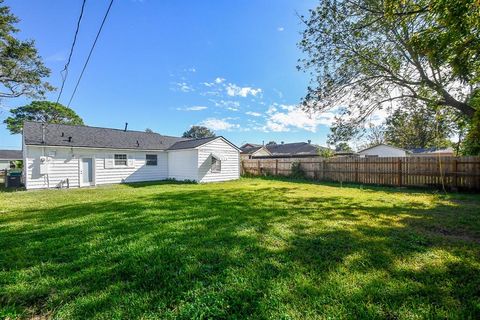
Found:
23,121 -> 185,139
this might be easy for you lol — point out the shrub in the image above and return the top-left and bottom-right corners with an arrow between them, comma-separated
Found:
290,161 -> 306,179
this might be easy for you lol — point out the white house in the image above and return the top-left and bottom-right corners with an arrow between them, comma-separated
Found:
22,122 -> 240,190
358,144 -> 409,157
0,150 -> 22,170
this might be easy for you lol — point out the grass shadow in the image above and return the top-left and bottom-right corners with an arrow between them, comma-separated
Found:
1,178 -> 479,318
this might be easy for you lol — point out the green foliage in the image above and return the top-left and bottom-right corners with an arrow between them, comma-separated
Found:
1,179 -> 479,318
145,128 -> 154,133
335,142 -> 352,152
384,103 -> 454,149
4,101 -> 84,134
298,0 -> 479,132
266,141 -> 277,146
182,125 -> 215,139
462,108 -> 480,155
0,0 -> 53,99
319,148 -> 335,158
290,161 -> 306,179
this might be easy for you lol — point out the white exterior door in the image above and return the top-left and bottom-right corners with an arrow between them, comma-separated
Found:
80,157 -> 94,186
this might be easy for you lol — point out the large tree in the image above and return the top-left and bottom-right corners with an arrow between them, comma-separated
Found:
0,0 -> 52,100
4,101 -> 84,134
298,0 -> 479,130
383,103 -> 454,149
182,125 -> 215,139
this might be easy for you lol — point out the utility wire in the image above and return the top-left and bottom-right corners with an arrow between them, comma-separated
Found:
67,0 -> 114,107
56,0 -> 87,104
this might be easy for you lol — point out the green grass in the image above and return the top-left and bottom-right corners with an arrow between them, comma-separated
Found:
1,178 -> 480,319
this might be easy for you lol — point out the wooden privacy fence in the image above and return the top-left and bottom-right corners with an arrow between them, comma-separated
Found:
241,156 -> 480,191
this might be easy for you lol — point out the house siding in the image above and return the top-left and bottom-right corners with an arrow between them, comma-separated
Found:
358,145 -> 407,157
25,145 -> 168,189
197,138 -> 240,183
167,149 -> 198,181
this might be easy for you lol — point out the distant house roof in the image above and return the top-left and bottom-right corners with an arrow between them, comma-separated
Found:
409,147 -> 454,155
240,143 -> 262,149
358,143 -> 409,154
0,150 -> 22,160
240,146 -> 271,155
23,122 -> 239,151
266,142 -> 328,156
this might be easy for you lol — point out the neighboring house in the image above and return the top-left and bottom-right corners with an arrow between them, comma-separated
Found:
267,142 -> 329,157
409,147 -> 455,157
241,141 -> 329,158
241,143 -> 262,149
240,145 -> 272,160
358,144 -> 409,157
22,122 -> 240,190
0,150 -> 22,170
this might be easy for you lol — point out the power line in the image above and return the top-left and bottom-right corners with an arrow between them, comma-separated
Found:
67,0 -> 114,107
56,0 -> 87,104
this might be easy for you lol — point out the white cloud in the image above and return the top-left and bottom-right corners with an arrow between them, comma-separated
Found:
246,111 -> 262,117
215,77 -> 225,84
199,118 -> 239,131
172,82 -> 194,92
226,84 -> 262,97
177,106 -> 207,111
277,27 -> 284,32
211,100 -> 240,111
263,104 -> 336,132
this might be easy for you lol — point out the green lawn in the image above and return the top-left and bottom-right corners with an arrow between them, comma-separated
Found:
1,178 -> 480,319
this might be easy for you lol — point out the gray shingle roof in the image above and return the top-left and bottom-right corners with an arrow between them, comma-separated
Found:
266,142 -> 325,156
23,121 -> 189,150
0,149 -> 22,160
23,122 -> 240,152
168,136 -> 218,150
240,146 -> 264,154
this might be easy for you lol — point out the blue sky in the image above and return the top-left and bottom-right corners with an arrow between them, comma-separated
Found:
0,0 -> 338,149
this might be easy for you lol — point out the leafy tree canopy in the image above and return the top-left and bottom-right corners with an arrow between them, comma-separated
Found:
145,128 -> 154,133
335,142 -> 352,152
0,0 -> 52,100
384,103 -> 455,149
182,125 -> 215,139
4,101 -> 84,134
266,141 -> 277,146
298,0 -> 479,131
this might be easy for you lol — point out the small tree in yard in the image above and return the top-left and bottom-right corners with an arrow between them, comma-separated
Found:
182,126 -> 215,139
4,101 -> 84,134
290,161 -> 306,179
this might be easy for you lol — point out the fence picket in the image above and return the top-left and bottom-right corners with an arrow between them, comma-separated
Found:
240,156 -> 480,191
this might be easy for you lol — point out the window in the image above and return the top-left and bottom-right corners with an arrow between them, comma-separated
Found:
146,154 -> 157,166
114,154 -> 127,166
211,156 -> 221,173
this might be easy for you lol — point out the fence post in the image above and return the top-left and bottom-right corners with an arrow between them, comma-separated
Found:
275,159 -> 279,175
321,160 -> 325,180
453,159 -> 458,188
355,160 -> 359,183
398,159 -> 402,186
257,160 -> 261,176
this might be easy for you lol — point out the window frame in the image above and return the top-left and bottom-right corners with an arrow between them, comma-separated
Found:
114,154 -> 128,166
146,154 -> 158,166
211,156 -> 221,173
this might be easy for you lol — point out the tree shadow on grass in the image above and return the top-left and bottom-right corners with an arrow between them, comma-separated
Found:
0,183 -> 479,319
